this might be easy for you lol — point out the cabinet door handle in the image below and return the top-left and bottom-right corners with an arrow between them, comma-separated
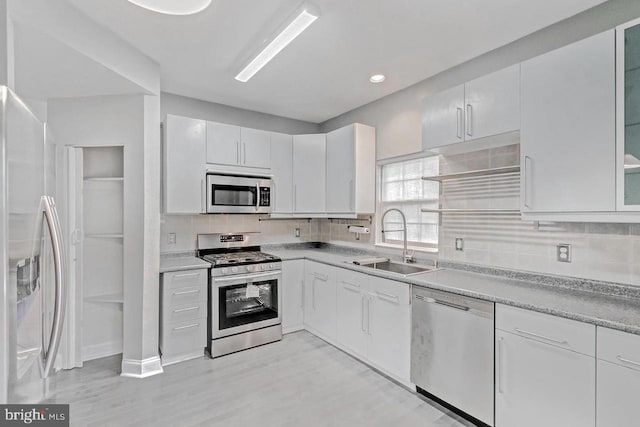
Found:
523,155 -> 532,209
312,272 -> 328,281
201,178 -> 205,213
361,295 -> 367,332
497,336 -> 504,394
312,279 -> 316,311
293,184 -> 297,212
366,296 -> 371,335
173,306 -> 199,313
341,281 -> 360,293
617,355 -> 640,368
243,142 -> 247,165
173,289 -> 200,296
456,107 -> 463,139
466,104 -> 473,136
174,272 -> 199,279
514,327 -> 567,345
376,291 -> 400,305
236,141 -> 240,164
173,323 -> 199,331
349,179 -> 354,212
300,279 -> 304,308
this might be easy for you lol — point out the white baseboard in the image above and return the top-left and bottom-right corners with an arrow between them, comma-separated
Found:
121,355 -> 164,378
82,340 -> 122,362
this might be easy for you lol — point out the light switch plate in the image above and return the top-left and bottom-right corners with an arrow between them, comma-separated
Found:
557,244 -> 571,263
295,228 -> 300,238
168,233 -> 176,245
455,238 -> 464,251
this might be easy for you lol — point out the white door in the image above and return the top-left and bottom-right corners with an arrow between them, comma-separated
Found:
281,260 -> 304,333
367,277 -> 411,383
422,84 -> 465,150
292,134 -> 326,213
326,125 -> 355,214
597,360 -> 640,427
206,121 -> 241,166
270,133 -> 293,214
164,115 -> 206,214
303,262 -> 336,340
520,30 -> 616,213
241,128 -> 271,169
335,269 -> 367,357
464,64 -> 520,141
495,330 -> 595,427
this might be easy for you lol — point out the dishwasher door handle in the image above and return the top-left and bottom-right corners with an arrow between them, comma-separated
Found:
415,294 -> 469,311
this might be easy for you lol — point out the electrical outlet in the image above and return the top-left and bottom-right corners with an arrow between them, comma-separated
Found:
455,238 -> 464,251
557,244 -> 572,263
295,228 -> 301,238
168,233 -> 176,245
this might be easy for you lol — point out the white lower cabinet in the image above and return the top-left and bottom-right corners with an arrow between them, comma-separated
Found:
596,327 -> 640,427
495,305 -> 596,427
303,261 -> 337,341
334,268 -> 411,384
282,260 -> 305,333
160,269 -> 208,366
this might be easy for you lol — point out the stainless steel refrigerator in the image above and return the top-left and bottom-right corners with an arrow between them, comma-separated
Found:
0,86 -> 67,403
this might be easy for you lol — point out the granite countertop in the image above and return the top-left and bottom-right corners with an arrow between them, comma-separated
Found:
264,245 -> 640,335
160,255 -> 211,273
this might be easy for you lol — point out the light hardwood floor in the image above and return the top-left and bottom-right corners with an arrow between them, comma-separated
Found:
44,331 -> 475,427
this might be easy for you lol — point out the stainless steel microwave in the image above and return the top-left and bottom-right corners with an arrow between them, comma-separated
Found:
206,173 -> 272,214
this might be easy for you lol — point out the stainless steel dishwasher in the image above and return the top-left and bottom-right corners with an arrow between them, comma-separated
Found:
411,287 -> 495,427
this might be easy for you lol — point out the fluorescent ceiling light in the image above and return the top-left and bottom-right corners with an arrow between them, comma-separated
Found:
127,0 -> 212,15
235,10 -> 319,83
369,74 -> 386,83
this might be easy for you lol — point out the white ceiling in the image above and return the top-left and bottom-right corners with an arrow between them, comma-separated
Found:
13,21 -> 149,100
66,0 -> 606,123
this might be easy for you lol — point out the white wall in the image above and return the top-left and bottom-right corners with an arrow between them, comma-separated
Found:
161,92 -> 319,135
319,0 -> 640,160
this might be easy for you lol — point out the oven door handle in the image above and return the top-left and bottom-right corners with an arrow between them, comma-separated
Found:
213,271 -> 281,284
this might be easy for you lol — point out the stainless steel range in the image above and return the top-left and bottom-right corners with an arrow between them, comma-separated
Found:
197,233 -> 282,358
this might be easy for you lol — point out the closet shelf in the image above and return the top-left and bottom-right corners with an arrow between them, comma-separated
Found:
84,293 -> 123,304
422,165 -> 520,181
83,177 -> 124,182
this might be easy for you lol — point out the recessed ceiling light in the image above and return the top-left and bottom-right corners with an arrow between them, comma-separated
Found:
127,0 -> 212,15
369,74 -> 386,83
235,9 -> 319,83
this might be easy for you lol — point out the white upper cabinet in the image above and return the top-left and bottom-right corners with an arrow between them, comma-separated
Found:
241,128 -> 271,169
326,123 -> 376,216
163,114 -> 206,214
270,132 -> 294,214
422,84 -> 465,150
464,64 -> 520,141
617,19 -> 640,211
206,121 -> 271,169
292,134 -> 326,214
521,30 -> 616,214
206,121 -> 241,166
422,65 -> 520,151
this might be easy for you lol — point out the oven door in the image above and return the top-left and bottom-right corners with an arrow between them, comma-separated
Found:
212,270 -> 281,339
206,174 -> 271,214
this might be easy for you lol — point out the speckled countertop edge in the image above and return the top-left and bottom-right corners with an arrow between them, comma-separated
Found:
261,242 -> 640,336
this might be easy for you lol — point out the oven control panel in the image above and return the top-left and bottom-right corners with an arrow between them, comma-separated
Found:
220,234 -> 244,243
213,262 -> 281,278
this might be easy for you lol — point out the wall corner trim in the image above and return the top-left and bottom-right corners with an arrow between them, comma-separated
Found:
120,355 -> 163,378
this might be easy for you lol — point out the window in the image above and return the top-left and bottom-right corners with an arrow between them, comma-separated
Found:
379,156 -> 439,249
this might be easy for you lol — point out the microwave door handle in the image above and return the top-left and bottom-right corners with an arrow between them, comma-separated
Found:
256,184 -> 260,211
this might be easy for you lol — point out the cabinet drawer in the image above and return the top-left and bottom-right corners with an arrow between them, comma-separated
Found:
368,276 -> 410,305
496,304 -> 595,356
160,318 -> 206,358
336,269 -> 367,293
162,285 -> 206,308
162,269 -> 208,290
597,327 -> 640,370
163,302 -> 207,324
305,261 -> 336,282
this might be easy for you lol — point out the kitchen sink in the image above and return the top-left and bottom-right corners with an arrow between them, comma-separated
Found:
351,258 -> 438,277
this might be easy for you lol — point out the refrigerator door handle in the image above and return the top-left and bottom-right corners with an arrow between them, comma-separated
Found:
41,196 -> 67,378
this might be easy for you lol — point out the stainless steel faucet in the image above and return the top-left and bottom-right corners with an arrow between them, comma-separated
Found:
380,208 -> 415,264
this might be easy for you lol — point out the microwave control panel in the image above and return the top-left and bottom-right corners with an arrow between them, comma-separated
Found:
259,187 -> 271,207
